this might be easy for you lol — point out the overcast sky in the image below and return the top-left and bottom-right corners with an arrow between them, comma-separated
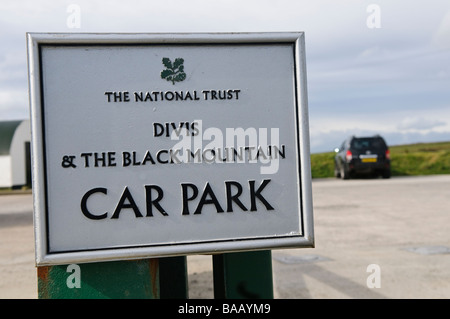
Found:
1,0 -> 450,152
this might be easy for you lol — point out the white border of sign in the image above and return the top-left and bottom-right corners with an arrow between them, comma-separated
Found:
27,32 -> 314,266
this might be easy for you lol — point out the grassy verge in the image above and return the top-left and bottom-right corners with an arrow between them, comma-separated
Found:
311,141 -> 450,179
310,151 -> 336,178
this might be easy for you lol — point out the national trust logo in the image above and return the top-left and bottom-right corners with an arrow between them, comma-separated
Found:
160,57 -> 186,85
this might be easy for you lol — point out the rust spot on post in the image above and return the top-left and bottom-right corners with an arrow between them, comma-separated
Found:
149,259 -> 159,298
37,266 -> 49,281
37,266 -> 50,299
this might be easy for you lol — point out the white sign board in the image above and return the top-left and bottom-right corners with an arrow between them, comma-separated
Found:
27,33 -> 314,265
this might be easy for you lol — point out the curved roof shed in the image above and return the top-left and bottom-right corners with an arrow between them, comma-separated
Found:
0,120 -> 31,188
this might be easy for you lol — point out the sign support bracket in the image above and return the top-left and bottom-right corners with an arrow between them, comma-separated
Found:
37,253 -> 274,299
159,256 -> 189,298
213,250 -> 274,299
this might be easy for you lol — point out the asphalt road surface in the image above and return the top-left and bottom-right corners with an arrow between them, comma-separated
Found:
1,175 -> 449,299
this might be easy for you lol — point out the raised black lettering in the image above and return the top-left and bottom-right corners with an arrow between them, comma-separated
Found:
225,181 -> 248,212
108,152 -> 116,166
218,90 -> 226,100
123,152 -> 131,166
81,187 -> 108,220
181,183 -> 198,215
171,122 -> 184,137
80,152 -> 93,167
105,92 -> 113,102
113,91 -> 123,102
134,91 -> 143,102
153,123 -> 164,137
164,91 -> 174,101
194,183 -> 224,214
184,91 -> 193,100
249,179 -> 274,211
145,185 -> 168,217
191,121 -> 199,136
142,150 -> 155,165
132,151 -> 140,166
94,152 -> 106,167
111,187 -> 143,219
165,123 -> 170,137
202,90 -> 210,100
157,150 -> 169,164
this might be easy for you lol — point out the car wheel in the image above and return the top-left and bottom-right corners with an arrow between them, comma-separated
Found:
382,169 -> 391,179
340,165 -> 350,180
334,162 -> 341,178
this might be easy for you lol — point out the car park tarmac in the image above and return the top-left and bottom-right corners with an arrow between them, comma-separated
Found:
1,175 -> 449,298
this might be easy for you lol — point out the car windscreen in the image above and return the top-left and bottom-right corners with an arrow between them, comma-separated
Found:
351,138 -> 387,151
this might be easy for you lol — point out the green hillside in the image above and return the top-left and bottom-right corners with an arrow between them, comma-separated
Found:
310,141 -> 450,178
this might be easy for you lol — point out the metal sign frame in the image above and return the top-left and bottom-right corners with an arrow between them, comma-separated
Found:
27,32 -> 314,266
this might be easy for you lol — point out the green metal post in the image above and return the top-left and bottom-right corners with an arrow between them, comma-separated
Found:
37,259 -> 159,299
213,250 -> 274,299
159,256 -> 189,298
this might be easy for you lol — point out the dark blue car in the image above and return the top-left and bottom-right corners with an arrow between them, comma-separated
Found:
334,135 -> 391,179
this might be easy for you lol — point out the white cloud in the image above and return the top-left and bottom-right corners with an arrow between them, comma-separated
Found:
397,117 -> 447,131
0,49 -> 26,83
0,88 -> 29,120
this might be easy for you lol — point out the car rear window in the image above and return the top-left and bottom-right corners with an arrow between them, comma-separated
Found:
351,138 -> 387,150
